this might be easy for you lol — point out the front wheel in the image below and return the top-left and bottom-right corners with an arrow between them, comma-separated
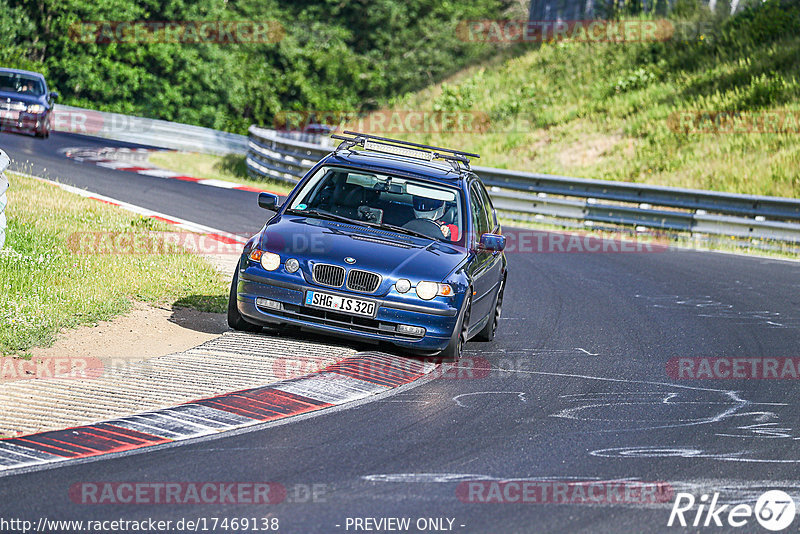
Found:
227,264 -> 262,332
35,118 -> 50,139
439,295 -> 471,362
475,276 -> 505,342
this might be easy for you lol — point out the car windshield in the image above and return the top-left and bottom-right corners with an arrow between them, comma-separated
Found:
0,73 -> 45,96
287,166 -> 465,244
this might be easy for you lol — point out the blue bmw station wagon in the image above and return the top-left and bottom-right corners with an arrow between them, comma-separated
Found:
0,68 -> 58,138
229,132 -> 507,360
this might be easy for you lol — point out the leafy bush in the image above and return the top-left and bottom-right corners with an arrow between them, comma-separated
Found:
2,0 -> 510,133
433,77 -> 480,112
611,67 -> 657,94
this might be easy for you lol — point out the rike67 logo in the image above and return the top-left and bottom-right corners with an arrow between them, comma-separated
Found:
668,490 -> 796,531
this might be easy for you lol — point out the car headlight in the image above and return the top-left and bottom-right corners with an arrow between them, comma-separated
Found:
285,258 -> 300,273
415,281 -> 453,300
248,249 -> 281,271
26,104 -> 45,114
261,252 -> 281,271
395,278 -> 411,293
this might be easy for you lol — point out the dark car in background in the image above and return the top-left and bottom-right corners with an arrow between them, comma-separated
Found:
229,132 -> 508,361
0,68 -> 58,138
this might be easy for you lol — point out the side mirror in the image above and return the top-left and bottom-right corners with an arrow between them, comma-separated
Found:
258,192 -> 279,211
49,91 -> 59,100
479,233 -> 506,252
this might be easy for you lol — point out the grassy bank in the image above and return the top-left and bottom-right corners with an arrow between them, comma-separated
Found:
147,152 -> 294,195
0,173 -> 227,356
353,0 -> 800,198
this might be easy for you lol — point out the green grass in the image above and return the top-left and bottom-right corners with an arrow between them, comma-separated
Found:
148,152 -> 295,195
358,1 -> 800,198
0,173 -> 228,356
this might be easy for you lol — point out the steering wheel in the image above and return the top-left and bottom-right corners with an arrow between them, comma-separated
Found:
402,218 -> 444,240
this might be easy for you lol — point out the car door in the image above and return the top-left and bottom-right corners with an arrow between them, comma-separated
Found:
475,180 -> 505,313
476,179 -> 505,305
467,180 -> 497,327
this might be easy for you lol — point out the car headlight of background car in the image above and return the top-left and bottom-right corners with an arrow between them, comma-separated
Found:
25,104 -> 45,114
248,249 -> 281,271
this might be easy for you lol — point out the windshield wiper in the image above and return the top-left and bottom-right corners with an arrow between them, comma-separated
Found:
285,208 -> 356,225
287,208 -> 435,241
360,220 -> 435,241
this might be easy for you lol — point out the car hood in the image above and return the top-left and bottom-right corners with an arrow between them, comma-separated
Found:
259,215 -> 466,282
0,91 -> 47,107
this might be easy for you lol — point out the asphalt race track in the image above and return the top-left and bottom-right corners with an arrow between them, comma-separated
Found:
2,130 -> 800,533
0,131 -> 266,237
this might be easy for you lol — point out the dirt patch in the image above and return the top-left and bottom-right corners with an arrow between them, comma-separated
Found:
29,301 -> 227,364
557,132 -> 624,168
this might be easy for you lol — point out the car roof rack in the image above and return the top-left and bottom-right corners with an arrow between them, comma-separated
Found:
331,131 -> 480,172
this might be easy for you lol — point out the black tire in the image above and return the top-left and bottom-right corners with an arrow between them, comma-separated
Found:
475,276 -> 505,342
439,294 -> 471,362
35,119 -> 50,139
227,265 -> 262,332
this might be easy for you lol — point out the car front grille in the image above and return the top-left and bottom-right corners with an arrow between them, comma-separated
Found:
346,269 -> 381,293
312,263 -> 345,288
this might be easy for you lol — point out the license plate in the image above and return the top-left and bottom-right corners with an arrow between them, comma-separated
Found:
305,291 -> 376,317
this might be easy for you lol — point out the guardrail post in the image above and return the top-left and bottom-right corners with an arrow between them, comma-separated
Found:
0,149 -> 9,249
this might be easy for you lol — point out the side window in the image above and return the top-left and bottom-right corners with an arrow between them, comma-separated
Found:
469,183 -> 490,244
476,182 -> 498,232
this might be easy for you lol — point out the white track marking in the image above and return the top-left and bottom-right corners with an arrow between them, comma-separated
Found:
453,391 -> 527,408
197,179 -> 242,189
137,169 -> 180,178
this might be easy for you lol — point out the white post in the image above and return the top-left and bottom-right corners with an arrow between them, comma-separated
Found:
0,150 -> 9,249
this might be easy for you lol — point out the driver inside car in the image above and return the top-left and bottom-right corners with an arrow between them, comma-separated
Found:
412,195 -> 459,241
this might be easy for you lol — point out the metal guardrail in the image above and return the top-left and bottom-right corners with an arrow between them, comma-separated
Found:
246,126 -> 330,184
246,125 -> 800,243
0,150 -> 9,249
52,104 -> 249,155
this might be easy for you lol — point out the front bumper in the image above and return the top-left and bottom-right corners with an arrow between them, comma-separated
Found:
237,266 -> 460,352
0,112 -> 44,133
